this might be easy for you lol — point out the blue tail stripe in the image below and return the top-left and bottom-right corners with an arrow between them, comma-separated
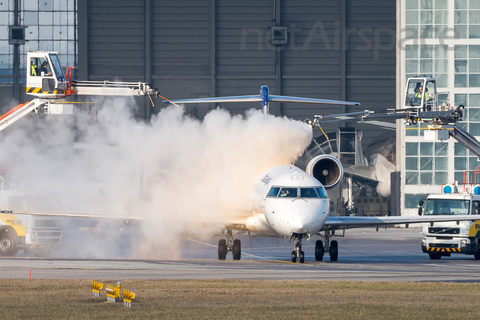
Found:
260,85 -> 269,115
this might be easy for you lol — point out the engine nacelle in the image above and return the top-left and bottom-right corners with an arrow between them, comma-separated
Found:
306,155 -> 343,189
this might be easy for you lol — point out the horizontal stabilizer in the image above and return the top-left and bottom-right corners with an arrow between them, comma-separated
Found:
164,94 -> 360,106
268,95 -> 360,106
163,95 -> 262,104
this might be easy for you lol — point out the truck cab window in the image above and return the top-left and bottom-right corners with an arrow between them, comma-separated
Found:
30,58 -> 39,76
49,54 -> 65,81
32,58 -> 53,77
425,199 -> 470,215
473,201 -> 480,214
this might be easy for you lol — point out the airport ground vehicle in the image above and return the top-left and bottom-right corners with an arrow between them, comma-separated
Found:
0,51 -> 161,255
0,181 -> 64,257
419,176 -> 480,260
0,51 -> 160,132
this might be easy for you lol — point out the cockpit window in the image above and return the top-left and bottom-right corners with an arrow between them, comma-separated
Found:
300,188 -> 318,198
316,187 -> 327,198
267,187 -> 281,197
278,188 -> 297,198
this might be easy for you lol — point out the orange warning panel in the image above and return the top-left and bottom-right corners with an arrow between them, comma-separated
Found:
0,101 -> 31,121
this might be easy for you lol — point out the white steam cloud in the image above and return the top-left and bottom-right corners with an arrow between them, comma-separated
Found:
0,98 -> 312,259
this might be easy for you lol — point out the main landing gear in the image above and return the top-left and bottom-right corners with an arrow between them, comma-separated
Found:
218,229 -> 241,261
316,230 -> 338,262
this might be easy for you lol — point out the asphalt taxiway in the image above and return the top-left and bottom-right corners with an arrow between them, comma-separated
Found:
1,228 -> 479,282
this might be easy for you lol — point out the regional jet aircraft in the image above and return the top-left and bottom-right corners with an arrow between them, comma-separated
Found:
5,87 -> 480,263
159,86 -> 480,263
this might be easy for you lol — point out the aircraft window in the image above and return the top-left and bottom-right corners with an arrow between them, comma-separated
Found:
300,188 -> 319,198
267,187 -> 281,197
316,187 -> 327,198
278,188 -> 297,198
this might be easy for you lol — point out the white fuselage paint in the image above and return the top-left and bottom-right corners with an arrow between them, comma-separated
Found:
250,165 -> 329,237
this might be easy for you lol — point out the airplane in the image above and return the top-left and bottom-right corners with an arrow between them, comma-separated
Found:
5,86 -> 479,263
159,86 -> 480,263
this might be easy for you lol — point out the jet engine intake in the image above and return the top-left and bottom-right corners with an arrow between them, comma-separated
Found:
306,155 -> 343,189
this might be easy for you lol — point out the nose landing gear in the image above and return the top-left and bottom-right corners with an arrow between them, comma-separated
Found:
290,234 -> 305,263
218,229 -> 241,261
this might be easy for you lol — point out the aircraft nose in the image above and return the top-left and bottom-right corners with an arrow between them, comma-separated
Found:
291,220 -> 307,234
265,198 -> 328,237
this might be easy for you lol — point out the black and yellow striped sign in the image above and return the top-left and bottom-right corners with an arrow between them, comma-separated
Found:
426,247 -> 460,253
26,87 -> 62,94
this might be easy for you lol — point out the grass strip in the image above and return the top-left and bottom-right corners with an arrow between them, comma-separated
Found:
1,279 -> 479,319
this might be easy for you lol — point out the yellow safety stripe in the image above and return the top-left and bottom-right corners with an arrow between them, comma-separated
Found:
26,87 -> 60,95
426,247 -> 461,253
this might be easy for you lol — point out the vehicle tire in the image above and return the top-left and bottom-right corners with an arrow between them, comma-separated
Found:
291,251 -> 297,263
474,251 -> 480,260
315,240 -> 324,261
429,253 -> 442,260
329,240 -> 338,262
0,232 -> 18,256
299,251 -> 305,264
232,239 -> 241,260
218,239 -> 227,260
32,247 -> 51,257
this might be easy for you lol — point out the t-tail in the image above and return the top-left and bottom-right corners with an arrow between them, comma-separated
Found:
163,86 -> 360,115
260,85 -> 269,115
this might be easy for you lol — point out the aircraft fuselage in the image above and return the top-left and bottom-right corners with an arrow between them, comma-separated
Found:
251,165 -> 329,238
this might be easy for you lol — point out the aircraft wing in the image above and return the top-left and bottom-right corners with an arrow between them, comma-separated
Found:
323,215 -> 480,230
268,95 -> 360,106
343,165 -> 377,183
1,210 -> 146,221
163,95 -> 262,104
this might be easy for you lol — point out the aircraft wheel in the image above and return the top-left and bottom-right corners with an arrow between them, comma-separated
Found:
299,251 -> 305,264
429,253 -> 442,260
0,232 -> 18,256
329,240 -> 338,262
291,251 -> 297,263
218,239 -> 227,260
474,243 -> 480,260
232,239 -> 241,260
315,240 -> 324,261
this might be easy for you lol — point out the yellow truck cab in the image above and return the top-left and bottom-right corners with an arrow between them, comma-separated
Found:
0,178 -> 64,257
